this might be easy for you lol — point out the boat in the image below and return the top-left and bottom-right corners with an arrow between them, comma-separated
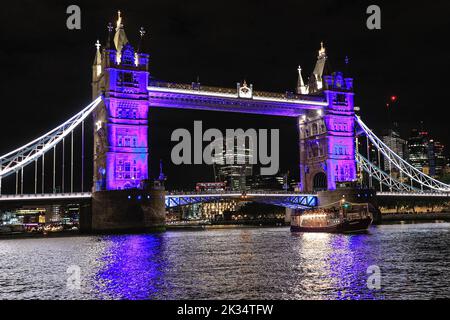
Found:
290,200 -> 372,233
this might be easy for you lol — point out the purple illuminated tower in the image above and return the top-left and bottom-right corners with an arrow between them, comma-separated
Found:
92,12 -> 150,191
299,43 -> 356,192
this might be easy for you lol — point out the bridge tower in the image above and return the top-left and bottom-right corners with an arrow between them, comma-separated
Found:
299,43 -> 356,192
92,12 -> 150,191
86,13 -> 165,233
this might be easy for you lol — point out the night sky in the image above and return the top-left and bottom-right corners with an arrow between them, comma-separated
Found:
1,0 -> 449,191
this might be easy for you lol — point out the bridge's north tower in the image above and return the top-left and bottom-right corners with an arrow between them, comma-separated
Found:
299,44 -> 356,192
92,13 -> 150,191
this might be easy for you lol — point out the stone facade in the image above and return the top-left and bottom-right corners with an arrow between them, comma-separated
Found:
299,72 -> 356,192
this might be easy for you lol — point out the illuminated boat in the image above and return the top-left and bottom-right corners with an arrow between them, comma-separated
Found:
290,201 -> 372,233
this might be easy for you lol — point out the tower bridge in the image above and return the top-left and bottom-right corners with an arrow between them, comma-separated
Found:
1,12 -> 449,232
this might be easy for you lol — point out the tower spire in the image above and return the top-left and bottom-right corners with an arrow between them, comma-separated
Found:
297,65 -> 307,94
318,41 -> 326,58
137,26 -> 147,53
308,41 -> 328,93
158,159 -> 167,182
93,40 -> 102,76
116,10 -> 122,31
106,22 -> 114,49
113,10 -> 129,59
94,40 -> 101,62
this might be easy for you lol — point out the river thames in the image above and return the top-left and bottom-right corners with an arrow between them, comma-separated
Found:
1,222 -> 449,300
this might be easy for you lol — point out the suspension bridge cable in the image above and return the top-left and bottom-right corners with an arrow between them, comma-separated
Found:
62,137 -> 65,193
356,115 -> 450,192
81,120 -> 85,192
0,96 -> 102,180
71,130 -> 74,193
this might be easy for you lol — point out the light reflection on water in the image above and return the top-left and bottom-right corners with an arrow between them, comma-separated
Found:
1,222 -> 450,300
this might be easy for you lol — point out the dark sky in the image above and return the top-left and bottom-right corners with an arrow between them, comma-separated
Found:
1,0 -> 449,191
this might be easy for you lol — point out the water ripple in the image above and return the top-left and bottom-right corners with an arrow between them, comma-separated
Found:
1,222 -> 450,299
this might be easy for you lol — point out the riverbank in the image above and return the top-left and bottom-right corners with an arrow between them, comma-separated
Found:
2,215 -> 450,239
381,212 -> 450,222
0,230 -> 82,240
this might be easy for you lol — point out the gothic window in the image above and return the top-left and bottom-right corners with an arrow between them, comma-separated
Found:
132,160 -> 138,179
312,123 -> 318,135
125,72 -> 133,83
124,162 -> 131,179
124,137 -> 131,147
335,94 -> 347,105
118,71 -> 135,86
117,108 -> 122,118
312,145 -> 318,157
116,160 -> 124,179
132,109 -> 137,119
132,137 -> 137,147
118,135 -> 123,147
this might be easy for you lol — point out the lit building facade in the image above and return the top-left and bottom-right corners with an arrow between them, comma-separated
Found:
381,128 -> 406,174
428,140 -> 446,178
92,13 -> 150,191
299,44 -> 356,192
213,136 -> 253,191
407,128 -> 430,173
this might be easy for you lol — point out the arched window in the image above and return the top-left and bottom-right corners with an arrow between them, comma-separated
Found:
313,172 -> 327,191
312,123 -> 318,135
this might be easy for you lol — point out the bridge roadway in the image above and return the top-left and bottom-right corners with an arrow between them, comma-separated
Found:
0,190 -> 449,209
0,191 -> 317,209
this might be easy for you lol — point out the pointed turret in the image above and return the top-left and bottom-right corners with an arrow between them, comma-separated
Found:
137,27 -> 147,53
158,159 -> 167,182
93,40 -> 101,64
296,65 -> 308,94
93,40 -> 102,77
113,11 -> 129,63
308,42 -> 328,94
106,22 -> 114,50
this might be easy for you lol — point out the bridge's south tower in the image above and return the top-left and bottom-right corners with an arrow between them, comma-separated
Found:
299,44 -> 356,192
92,13 -> 150,191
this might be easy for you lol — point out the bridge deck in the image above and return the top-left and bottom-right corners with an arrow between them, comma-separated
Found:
147,82 -> 327,117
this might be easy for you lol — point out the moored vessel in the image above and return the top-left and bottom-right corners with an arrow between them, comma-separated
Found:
291,200 -> 372,233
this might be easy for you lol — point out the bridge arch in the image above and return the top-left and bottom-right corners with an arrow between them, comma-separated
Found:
313,172 -> 327,191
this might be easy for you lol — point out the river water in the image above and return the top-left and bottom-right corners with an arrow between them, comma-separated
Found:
1,222 -> 449,300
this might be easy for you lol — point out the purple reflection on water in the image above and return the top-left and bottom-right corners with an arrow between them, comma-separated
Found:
94,234 -> 169,300
327,233 -> 384,300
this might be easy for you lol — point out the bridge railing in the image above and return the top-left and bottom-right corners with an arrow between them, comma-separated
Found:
166,190 -> 316,196
148,81 -> 327,103
0,192 -> 92,201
